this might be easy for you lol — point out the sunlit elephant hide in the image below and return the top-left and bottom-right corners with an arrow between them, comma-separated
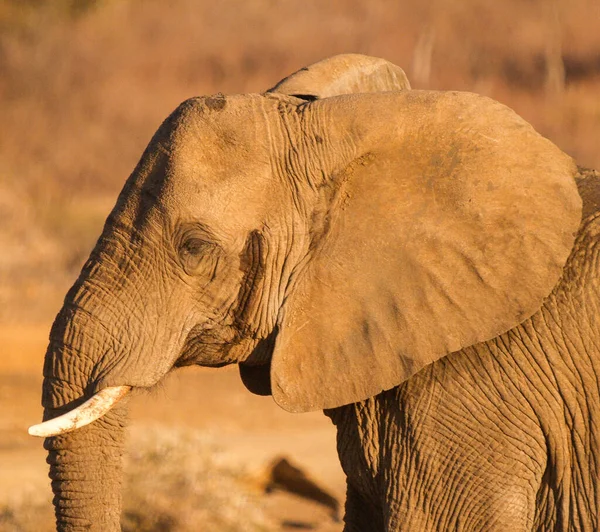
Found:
31,54 -> 599,531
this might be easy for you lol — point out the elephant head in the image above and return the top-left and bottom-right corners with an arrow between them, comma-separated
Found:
31,55 -> 581,530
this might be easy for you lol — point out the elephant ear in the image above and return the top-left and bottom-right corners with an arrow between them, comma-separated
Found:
267,53 -> 410,99
270,90 -> 582,413
239,55 -> 410,396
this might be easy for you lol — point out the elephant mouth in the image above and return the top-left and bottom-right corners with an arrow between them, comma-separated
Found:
28,385 -> 131,437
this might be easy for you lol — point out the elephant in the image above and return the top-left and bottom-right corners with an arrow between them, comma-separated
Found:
29,53 -> 599,531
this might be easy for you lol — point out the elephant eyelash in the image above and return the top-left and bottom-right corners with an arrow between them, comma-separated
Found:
180,238 -> 212,257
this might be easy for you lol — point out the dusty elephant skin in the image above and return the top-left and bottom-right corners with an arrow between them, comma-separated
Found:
32,54 -> 598,531
327,167 -> 600,531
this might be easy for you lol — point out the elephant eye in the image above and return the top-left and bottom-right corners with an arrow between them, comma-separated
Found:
179,238 -> 213,274
181,238 -> 210,256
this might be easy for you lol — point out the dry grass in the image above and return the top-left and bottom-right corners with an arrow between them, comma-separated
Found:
0,490 -> 53,532
0,424 -> 276,532
122,425 -> 275,532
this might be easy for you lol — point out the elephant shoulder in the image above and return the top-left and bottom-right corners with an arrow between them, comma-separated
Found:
576,166 -> 600,223
553,166 -> 600,295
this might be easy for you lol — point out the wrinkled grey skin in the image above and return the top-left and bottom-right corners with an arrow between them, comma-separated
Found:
328,168 -> 600,530
39,54 -> 598,531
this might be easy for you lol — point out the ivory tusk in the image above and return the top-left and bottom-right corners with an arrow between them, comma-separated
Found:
28,385 -> 131,437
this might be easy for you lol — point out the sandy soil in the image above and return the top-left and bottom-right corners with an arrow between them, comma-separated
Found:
0,324 -> 346,531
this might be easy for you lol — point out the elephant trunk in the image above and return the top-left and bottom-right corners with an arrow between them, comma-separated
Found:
44,407 -> 127,531
41,305 -> 130,531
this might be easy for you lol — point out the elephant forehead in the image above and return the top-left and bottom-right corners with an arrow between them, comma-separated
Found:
161,154 -> 280,237
164,93 -> 274,157
156,113 -> 276,231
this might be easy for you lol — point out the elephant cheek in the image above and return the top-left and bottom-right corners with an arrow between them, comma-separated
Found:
177,327 -> 260,367
174,342 -> 233,367
227,336 -> 263,363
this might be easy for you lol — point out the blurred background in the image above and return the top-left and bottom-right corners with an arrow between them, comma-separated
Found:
0,0 -> 599,530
